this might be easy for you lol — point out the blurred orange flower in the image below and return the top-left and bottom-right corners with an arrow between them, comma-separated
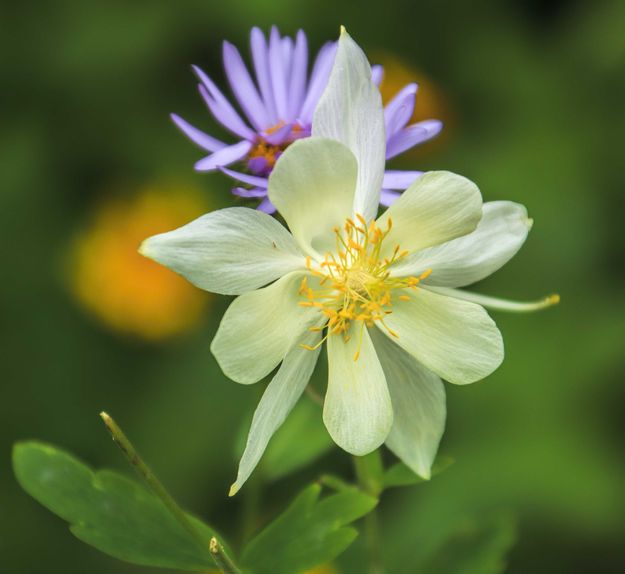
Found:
70,185 -> 212,340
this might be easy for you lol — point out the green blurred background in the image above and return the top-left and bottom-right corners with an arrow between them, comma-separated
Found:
2,0 -> 624,572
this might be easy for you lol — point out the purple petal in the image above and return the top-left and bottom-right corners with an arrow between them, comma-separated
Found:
170,113 -> 226,152
299,41 -> 337,122
247,155 -> 270,175
250,27 -> 278,123
269,26 -> 288,120
371,64 -> 384,86
219,166 -> 269,188
382,170 -> 423,190
231,186 -> 268,198
263,122 -> 293,145
194,140 -> 252,171
384,83 -> 418,138
257,197 -> 276,213
223,41 -> 270,131
287,30 -> 308,120
380,189 -> 401,206
385,119 -> 443,159
193,66 -> 256,140
281,36 -> 294,79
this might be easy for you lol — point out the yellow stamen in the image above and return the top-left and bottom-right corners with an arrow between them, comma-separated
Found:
298,214 -> 432,344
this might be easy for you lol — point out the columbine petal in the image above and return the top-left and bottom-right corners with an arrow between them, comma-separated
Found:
195,141 -> 252,171
223,40 -> 270,130
170,113 -> 226,152
324,327 -> 393,455
370,328 -> 445,479
211,272 -> 319,384
381,288 -> 503,385
140,207 -> 304,295
229,330 -> 322,496
428,287 -> 561,312
268,138 -> 357,257
386,119 -> 442,159
391,201 -> 533,286
377,171 -> 482,258
312,28 -> 385,222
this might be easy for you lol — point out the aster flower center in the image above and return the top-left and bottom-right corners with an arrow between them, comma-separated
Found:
247,122 -> 309,176
299,215 -> 431,358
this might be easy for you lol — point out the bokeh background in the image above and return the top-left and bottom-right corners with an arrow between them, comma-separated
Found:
2,0 -> 624,572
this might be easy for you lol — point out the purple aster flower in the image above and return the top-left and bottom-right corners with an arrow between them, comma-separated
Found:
171,26 -> 442,213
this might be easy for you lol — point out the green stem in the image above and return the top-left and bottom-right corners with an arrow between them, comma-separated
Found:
100,412 -> 242,574
353,451 -> 385,574
210,537 -> 243,574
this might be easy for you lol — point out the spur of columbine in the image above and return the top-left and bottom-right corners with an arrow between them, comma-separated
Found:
142,29 -> 558,495
171,26 -> 441,212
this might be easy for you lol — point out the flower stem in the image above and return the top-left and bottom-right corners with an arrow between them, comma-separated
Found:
210,536 -> 243,574
353,451 -> 385,574
100,411 -> 242,573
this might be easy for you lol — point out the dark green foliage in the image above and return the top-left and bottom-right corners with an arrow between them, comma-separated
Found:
13,441 -> 217,571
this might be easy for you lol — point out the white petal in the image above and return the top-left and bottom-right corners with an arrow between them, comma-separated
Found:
376,171 -> 482,259
229,330 -> 322,496
381,287 -> 504,385
210,272 -> 319,384
268,138 -> 357,257
370,328 -> 445,479
312,28 -> 385,223
140,207 -> 305,296
428,287 -> 561,313
323,327 -> 393,455
391,201 -> 532,286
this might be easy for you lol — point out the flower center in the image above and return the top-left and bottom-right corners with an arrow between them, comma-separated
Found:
247,140 -> 282,175
246,122 -> 310,176
299,215 -> 431,358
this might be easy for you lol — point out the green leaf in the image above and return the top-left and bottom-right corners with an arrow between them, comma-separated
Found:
261,398 -> 334,481
383,455 -> 454,489
420,513 -> 517,574
241,484 -> 377,574
13,441 -> 218,571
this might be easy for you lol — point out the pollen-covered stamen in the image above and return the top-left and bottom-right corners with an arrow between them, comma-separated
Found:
299,215 -> 431,357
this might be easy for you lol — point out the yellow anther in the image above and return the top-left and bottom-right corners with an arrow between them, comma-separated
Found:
297,215 -> 428,345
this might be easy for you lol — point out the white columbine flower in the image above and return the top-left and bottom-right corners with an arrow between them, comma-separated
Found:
140,29 -> 558,495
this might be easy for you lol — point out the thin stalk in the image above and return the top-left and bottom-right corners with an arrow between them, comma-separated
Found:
100,412 -> 242,574
210,537 -> 243,574
353,451 -> 385,574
